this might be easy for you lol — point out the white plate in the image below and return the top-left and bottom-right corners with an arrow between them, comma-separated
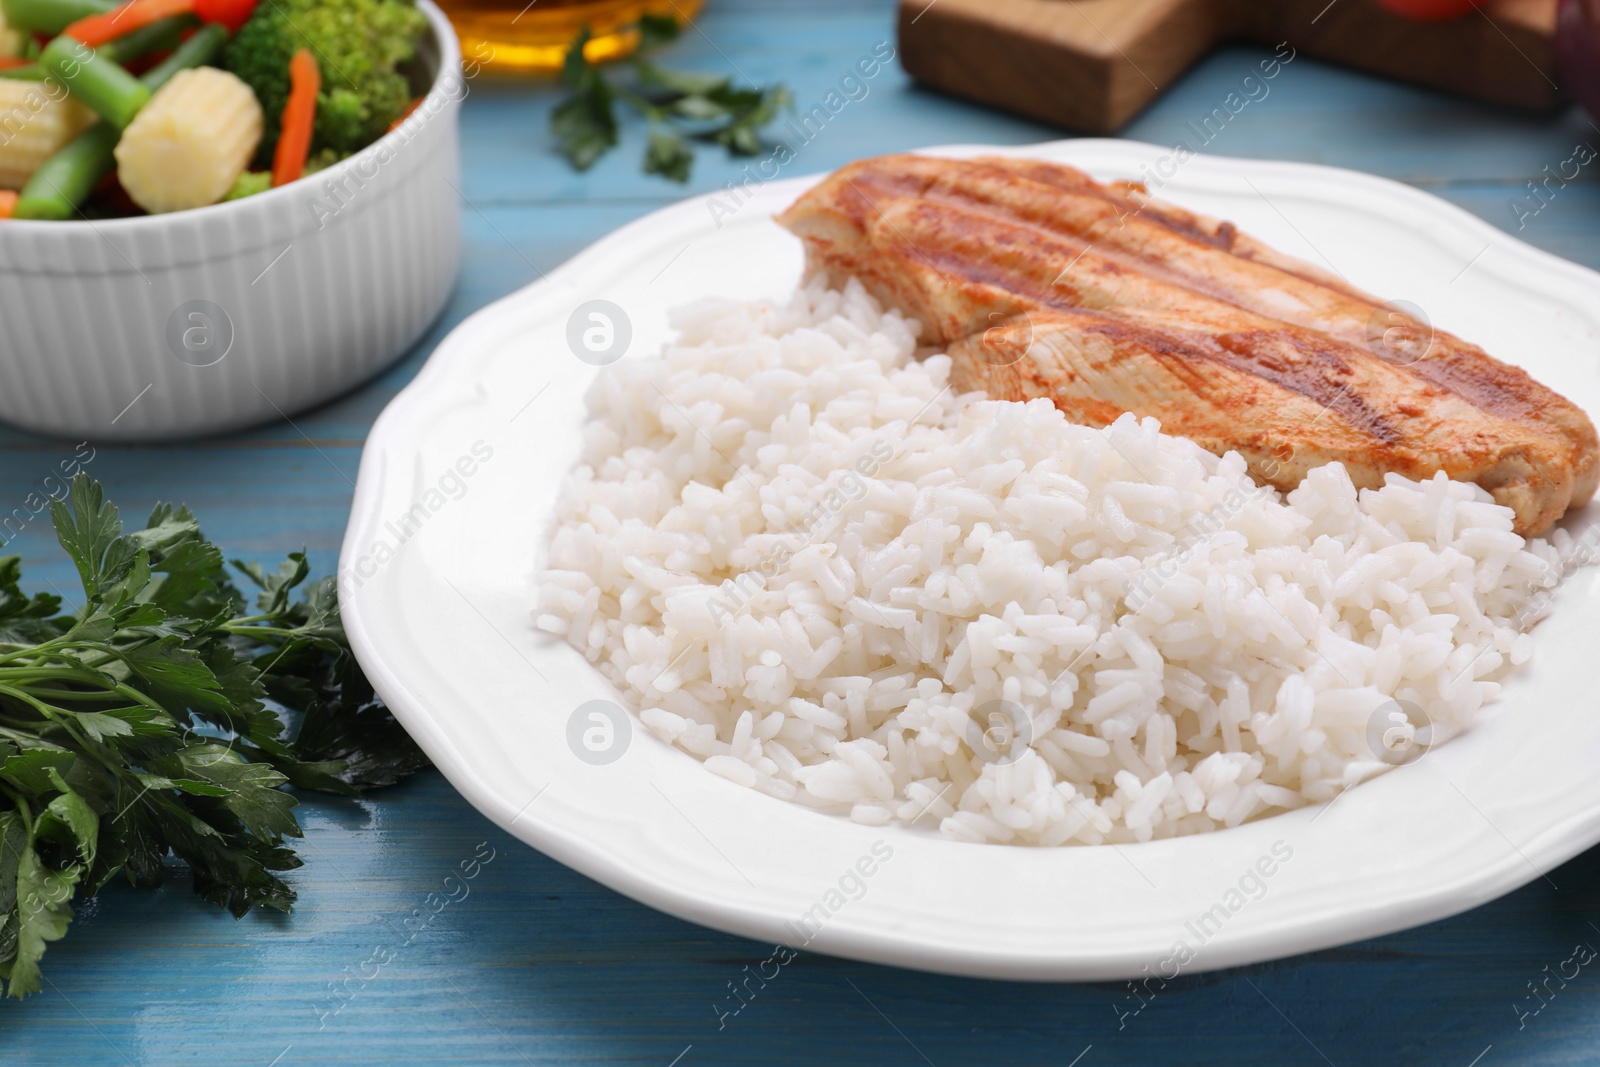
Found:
341,139 -> 1600,981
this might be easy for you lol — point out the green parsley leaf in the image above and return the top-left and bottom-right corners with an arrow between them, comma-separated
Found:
233,552 -> 310,618
637,12 -> 681,50
0,750 -> 76,796
636,61 -> 728,99
49,477 -> 122,601
552,26 -> 619,172
709,83 -> 791,156
135,504 -> 227,617
168,744 -> 299,843
0,473 -> 430,996
644,128 -> 694,182
0,558 -> 60,645
36,770 -> 97,866
0,811 -> 25,966
552,18 -> 788,179
75,707 -> 170,743
4,848 -> 79,998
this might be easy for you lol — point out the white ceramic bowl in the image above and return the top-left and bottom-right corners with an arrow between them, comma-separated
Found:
0,0 -> 463,441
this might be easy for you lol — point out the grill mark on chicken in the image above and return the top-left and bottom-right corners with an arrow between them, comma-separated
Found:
1031,313 -> 1407,446
888,211 -> 1552,461
1205,329 -> 1407,446
778,155 -> 1600,535
831,157 -> 1594,481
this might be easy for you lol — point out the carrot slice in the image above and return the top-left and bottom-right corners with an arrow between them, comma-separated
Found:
272,49 -> 320,188
0,57 -> 32,70
66,0 -> 196,47
0,191 -> 18,219
387,96 -> 424,133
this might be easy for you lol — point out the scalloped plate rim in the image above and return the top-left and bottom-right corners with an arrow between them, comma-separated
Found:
341,139 -> 1600,981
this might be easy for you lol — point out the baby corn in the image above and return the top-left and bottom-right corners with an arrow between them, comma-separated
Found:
0,80 -> 93,190
114,66 -> 263,214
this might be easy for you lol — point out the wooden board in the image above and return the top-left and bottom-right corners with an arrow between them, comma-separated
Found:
898,0 -> 1564,135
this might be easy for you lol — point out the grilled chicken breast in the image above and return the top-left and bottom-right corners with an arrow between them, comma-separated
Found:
776,154 -> 1599,536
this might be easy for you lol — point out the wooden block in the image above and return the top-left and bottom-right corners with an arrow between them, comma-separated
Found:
1262,0 -> 1561,110
898,0 -> 1563,135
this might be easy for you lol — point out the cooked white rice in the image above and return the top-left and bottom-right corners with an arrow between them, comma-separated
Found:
534,278 -> 1568,845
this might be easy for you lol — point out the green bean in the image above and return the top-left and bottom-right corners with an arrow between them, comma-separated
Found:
102,13 -> 195,67
39,34 -> 150,129
139,22 -> 227,91
11,122 -> 118,220
34,14 -> 197,127
0,0 -> 114,36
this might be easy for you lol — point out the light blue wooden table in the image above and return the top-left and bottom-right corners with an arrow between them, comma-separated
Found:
4,2 -> 1600,1063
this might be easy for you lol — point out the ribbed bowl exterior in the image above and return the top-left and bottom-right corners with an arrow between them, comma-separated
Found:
0,1 -> 463,442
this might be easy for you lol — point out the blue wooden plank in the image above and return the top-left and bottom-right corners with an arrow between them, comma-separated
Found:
2,771 -> 1599,1065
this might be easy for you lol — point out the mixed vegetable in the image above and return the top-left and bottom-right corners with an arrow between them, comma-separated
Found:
0,0 -> 429,220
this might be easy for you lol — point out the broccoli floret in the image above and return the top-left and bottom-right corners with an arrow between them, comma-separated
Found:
224,0 -> 427,159
303,146 -> 348,175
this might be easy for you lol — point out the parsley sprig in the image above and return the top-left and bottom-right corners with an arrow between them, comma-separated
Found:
552,14 -> 790,182
0,476 -> 428,998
